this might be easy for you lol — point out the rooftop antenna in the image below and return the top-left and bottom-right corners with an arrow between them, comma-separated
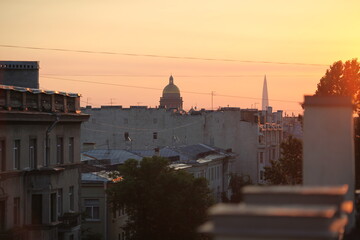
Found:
86,97 -> 91,106
110,98 -> 116,106
211,91 -> 215,110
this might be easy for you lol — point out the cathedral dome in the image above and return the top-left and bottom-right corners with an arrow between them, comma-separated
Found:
159,75 -> 183,109
162,75 -> 180,96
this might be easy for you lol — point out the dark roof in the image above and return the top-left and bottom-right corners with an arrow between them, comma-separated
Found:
175,143 -> 219,160
82,149 -> 142,165
131,147 -> 189,161
0,85 -> 80,97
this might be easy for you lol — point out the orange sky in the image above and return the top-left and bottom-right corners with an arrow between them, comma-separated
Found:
1,0 -> 360,115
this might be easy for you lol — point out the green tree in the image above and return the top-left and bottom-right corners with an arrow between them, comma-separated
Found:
264,136 -> 303,185
107,156 -> 213,240
222,174 -> 252,203
315,58 -> 360,111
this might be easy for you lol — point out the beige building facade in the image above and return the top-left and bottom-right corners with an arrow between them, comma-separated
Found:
0,85 -> 88,240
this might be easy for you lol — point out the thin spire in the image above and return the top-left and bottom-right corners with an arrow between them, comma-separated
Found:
262,75 -> 269,110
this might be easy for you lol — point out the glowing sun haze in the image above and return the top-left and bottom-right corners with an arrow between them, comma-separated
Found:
1,0 -> 360,115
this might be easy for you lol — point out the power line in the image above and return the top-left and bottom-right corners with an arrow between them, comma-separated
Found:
41,73 -> 319,78
41,75 -> 300,103
0,44 -> 328,67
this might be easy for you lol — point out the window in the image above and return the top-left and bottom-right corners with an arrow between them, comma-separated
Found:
113,207 -> 116,219
272,149 -> 276,160
57,137 -> 64,164
259,152 -> 264,164
14,197 -> 20,225
44,138 -> 50,166
69,137 -> 74,163
32,194 -> 42,224
118,205 -> 125,217
84,199 -> 100,220
153,118 -> 157,124
258,135 -> 264,144
13,140 -> 20,170
57,189 -> 63,217
260,170 -> 264,180
0,200 -> 5,230
29,138 -> 37,169
50,193 -> 57,222
123,118 -> 128,124
69,186 -> 74,211
153,132 -> 157,140
124,132 -> 130,141
0,140 -> 5,171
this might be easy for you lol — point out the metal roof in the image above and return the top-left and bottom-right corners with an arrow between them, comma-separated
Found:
131,147 -> 190,161
174,143 -> 219,160
81,172 -> 111,182
82,149 -> 142,165
0,85 -> 80,97
169,163 -> 192,170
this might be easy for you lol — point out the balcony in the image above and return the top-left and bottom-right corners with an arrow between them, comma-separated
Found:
58,212 -> 81,231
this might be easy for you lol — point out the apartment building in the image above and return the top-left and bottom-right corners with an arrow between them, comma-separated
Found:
0,85 -> 89,240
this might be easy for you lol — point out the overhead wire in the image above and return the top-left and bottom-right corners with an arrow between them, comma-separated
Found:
41,73 -> 319,78
0,44 -> 328,67
41,75 -> 301,103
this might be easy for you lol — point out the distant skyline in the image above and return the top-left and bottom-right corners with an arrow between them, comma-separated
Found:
1,0 -> 360,115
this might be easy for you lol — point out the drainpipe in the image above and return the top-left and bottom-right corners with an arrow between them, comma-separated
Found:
45,114 -> 59,166
104,182 -> 108,240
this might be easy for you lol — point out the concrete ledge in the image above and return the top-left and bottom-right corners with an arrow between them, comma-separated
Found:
304,95 -> 353,107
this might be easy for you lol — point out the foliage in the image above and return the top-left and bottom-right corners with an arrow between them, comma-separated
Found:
107,156 -> 214,240
315,59 -> 360,111
264,136 -> 303,185
80,211 -> 103,240
222,174 -> 252,203
314,59 -> 360,188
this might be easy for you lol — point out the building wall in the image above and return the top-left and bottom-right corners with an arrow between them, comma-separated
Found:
81,183 -> 107,240
81,106 -> 283,184
0,104 -> 87,240
186,158 -> 229,202
81,179 -> 127,240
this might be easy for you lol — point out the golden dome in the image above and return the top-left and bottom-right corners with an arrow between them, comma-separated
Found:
162,75 -> 180,95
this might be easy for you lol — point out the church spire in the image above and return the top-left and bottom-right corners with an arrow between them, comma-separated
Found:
262,75 -> 269,110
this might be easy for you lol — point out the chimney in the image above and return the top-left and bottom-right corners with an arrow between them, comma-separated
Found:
303,95 -> 355,228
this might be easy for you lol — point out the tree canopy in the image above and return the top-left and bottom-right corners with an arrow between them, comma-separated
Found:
264,136 -> 303,185
222,173 -> 252,203
107,156 -> 213,240
315,59 -> 360,111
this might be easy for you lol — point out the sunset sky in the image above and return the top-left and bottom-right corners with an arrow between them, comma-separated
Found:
1,0 -> 360,115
